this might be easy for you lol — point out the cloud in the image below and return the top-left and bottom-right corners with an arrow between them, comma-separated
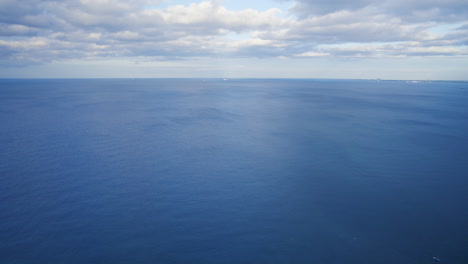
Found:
254,9 -> 435,43
284,0 -> 468,22
0,0 -> 466,67
294,51 -> 330,57
313,41 -> 468,58
0,24 -> 40,36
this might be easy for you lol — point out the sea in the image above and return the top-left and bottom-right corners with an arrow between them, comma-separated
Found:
0,79 -> 467,264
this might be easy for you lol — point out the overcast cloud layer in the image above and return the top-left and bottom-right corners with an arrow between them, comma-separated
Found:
0,0 -> 467,78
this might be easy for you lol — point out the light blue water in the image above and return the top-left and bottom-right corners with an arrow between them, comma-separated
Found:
1,79 -> 467,264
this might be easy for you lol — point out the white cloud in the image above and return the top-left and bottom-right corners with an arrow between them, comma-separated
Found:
285,0 -> 468,22
294,51 -> 330,57
0,0 -> 467,69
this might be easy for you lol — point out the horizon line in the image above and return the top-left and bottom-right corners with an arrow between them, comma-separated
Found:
0,77 -> 467,83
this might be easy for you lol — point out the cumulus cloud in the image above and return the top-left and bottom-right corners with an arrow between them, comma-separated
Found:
284,0 -> 468,22
0,0 -> 466,67
254,9 -> 435,43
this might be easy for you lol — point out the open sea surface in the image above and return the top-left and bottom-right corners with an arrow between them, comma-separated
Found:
0,79 -> 467,264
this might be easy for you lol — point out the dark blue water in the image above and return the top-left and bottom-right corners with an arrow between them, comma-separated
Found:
1,79 -> 467,264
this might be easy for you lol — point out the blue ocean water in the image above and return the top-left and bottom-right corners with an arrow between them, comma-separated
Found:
0,79 -> 467,264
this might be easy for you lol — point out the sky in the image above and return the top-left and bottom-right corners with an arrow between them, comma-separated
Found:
0,0 -> 467,80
